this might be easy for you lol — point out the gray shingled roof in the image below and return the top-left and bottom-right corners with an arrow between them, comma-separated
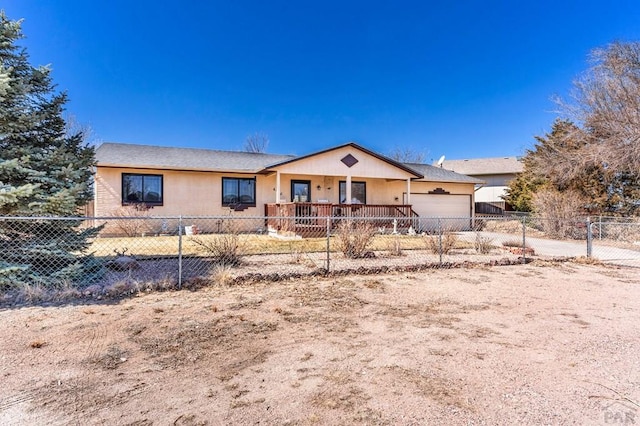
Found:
440,157 -> 523,175
403,163 -> 484,184
96,143 -> 295,173
96,142 -> 482,184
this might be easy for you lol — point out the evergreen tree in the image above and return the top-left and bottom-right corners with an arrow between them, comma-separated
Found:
0,12 -> 102,288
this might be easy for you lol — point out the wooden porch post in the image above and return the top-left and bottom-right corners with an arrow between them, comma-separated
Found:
275,171 -> 281,203
406,178 -> 411,204
346,175 -> 352,205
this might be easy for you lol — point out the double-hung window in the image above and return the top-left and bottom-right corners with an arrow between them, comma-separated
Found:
222,177 -> 256,206
122,173 -> 163,205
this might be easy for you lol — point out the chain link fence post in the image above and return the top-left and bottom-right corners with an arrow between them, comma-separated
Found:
326,215 -> 331,273
598,215 -> 602,240
522,215 -> 527,264
178,215 -> 183,289
586,217 -> 593,258
438,217 -> 443,266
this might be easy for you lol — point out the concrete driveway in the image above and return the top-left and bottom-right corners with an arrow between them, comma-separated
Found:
465,232 -> 640,268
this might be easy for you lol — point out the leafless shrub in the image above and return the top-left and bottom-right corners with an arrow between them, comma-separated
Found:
474,233 -> 493,254
561,42 -> 640,175
335,220 -> 376,259
533,188 -> 585,238
600,221 -> 640,243
191,233 -> 245,266
424,233 -> 458,255
386,235 -> 404,256
110,205 -> 153,237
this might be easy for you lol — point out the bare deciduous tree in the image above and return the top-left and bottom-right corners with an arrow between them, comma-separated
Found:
64,114 -> 99,146
244,132 -> 269,153
509,41 -> 640,215
387,146 -> 427,163
557,41 -> 640,174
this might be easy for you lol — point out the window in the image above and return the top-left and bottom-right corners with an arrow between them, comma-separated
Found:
222,177 -> 256,206
122,173 -> 163,205
291,180 -> 311,202
339,181 -> 366,204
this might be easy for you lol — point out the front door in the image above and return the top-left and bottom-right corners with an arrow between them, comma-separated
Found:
291,180 -> 312,224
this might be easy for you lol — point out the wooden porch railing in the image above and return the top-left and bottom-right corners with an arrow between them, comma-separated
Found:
265,203 -> 418,236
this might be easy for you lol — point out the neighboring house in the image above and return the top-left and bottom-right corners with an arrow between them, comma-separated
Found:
94,142 -> 482,236
439,157 -> 523,214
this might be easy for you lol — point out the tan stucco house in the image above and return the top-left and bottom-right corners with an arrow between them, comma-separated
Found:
95,142 -> 482,235
440,157 -> 523,214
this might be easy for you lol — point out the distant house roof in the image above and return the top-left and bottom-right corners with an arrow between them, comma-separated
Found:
403,163 -> 484,184
440,157 -> 523,176
96,142 -> 295,173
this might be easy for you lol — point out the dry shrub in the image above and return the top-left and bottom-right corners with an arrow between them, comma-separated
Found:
191,233 -> 245,266
288,241 -> 313,264
52,281 -> 82,302
474,233 -> 493,254
573,256 -> 604,265
335,220 -> 376,259
533,188 -> 585,239
110,205 -> 153,237
600,220 -> 640,243
386,235 -> 404,256
483,219 -> 522,233
209,265 -> 234,285
15,282 -> 48,303
104,279 -> 136,297
502,239 -> 530,248
424,233 -> 458,255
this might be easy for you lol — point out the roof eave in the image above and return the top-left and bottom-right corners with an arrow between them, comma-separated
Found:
96,164 -> 268,174
260,142 -> 423,178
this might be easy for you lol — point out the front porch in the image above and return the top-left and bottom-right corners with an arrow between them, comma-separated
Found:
265,202 -> 418,238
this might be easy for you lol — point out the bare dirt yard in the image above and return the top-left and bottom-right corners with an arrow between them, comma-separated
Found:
1,261 -> 638,425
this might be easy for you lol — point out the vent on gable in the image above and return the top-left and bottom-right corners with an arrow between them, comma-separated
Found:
341,154 -> 359,168
428,188 -> 450,194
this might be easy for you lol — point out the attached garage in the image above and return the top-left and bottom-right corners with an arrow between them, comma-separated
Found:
399,163 -> 484,232
409,193 -> 471,218
405,193 -> 473,231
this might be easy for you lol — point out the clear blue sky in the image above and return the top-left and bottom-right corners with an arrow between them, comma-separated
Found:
4,1 -> 640,161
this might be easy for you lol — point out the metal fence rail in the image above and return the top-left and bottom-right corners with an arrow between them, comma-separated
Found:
0,215 -> 638,293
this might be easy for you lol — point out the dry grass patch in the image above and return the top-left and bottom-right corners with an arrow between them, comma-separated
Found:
386,365 -> 467,409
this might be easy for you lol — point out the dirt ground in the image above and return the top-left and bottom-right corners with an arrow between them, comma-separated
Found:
0,262 -> 638,425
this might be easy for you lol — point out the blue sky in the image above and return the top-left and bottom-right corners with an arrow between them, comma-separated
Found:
4,1 -> 640,161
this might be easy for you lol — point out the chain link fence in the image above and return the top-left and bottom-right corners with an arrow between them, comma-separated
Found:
1,214 -> 638,296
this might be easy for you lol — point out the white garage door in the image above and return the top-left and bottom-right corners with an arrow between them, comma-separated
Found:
408,194 -> 472,231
